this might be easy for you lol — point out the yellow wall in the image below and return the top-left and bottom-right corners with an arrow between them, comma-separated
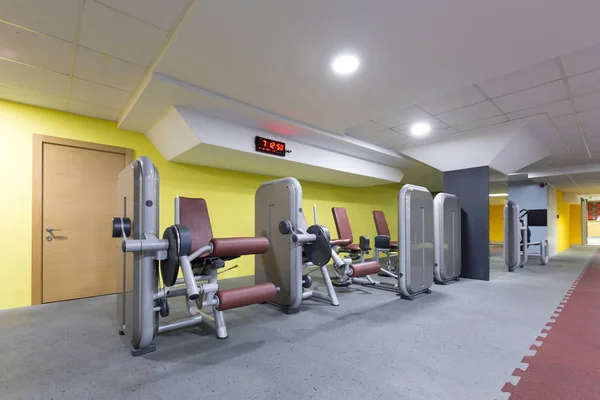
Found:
570,204 -> 581,245
489,205 -> 504,242
0,100 -> 403,310
556,190 -> 571,252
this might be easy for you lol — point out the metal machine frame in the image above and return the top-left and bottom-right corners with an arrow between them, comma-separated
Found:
433,193 -> 461,284
255,177 -> 339,314
328,184 -> 434,300
114,157 -> 276,356
398,184 -> 435,299
504,201 -> 549,271
372,211 -> 399,276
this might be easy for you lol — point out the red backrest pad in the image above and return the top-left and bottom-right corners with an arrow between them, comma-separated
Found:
331,207 -> 354,244
373,210 -> 390,236
178,197 -> 213,253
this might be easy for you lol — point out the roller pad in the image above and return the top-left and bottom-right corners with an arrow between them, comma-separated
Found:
349,261 -> 380,277
215,283 -> 277,311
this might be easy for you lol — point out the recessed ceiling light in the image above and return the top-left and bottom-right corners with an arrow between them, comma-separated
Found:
331,54 -> 360,76
489,193 -> 509,197
410,122 -> 431,137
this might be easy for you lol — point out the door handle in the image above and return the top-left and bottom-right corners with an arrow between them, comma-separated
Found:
46,227 -> 62,233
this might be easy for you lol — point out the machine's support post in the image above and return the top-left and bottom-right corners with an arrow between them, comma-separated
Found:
209,268 -> 228,339
318,265 -> 339,306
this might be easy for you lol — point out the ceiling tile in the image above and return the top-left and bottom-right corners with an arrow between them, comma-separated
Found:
418,86 -> 486,115
577,108 -> 600,125
372,106 -> 430,128
0,22 -> 73,74
0,0 -> 79,41
393,117 -> 448,134
74,47 -> 146,91
68,100 -> 119,121
558,124 -> 581,138
0,58 -> 70,96
454,115 -> 508,132
432,126 -> 458,136
507,99 -> 572,120
393,127 -> 457,147
437,101 -> 501,126
70,78 -> 130,109
0,83 -> 68,111
79,1 -> 167,66
574,91 -> 600,113
562,134 -> 586,148
494,80 -> 567,114
561,42 -> 600,77
552,114 -> 577,128
478,59 -> 560,98
582,121 -> 600,138
362,128 -> 405,146
96,0 -> 189,32
568,69 -> 600,98
587,134 -> 600,145
346,120 -> 387,137
384,131 -> 416,145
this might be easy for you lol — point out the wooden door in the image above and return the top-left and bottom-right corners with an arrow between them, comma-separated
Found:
41,143 -> 126,303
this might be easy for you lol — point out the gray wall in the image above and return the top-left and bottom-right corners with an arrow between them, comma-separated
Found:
508,181 -> 548,245
444,166 -> 490,281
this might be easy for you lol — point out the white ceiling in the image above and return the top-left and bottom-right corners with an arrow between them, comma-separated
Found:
534,172 -> 600,194
0,0 -> 190,120
348,53 -> 600,155
348,45 -> 600,192
2,0 -> 600,192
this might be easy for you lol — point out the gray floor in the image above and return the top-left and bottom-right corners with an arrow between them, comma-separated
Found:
0,247 -> 595,400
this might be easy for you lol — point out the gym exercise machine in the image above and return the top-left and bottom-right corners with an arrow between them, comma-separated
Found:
255,177 -> 379,313
504,201 -> 549,271
112,157 -> 277,355
372,210 -> 399,276
433,193 -> 461,284
331,207 -> 371,263
330,184 -> 434,300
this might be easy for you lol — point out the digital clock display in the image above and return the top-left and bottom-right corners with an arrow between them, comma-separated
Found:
255,136 -> 286,157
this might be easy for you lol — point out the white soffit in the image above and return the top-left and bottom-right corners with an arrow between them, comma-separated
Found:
121,74 -> 412,168
147,107 -> 404,187
399,118 -> 552,174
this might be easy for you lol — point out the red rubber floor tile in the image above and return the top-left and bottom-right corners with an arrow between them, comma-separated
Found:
502,253 -> 600,399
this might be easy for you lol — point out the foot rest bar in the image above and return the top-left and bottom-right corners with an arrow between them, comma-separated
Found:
215,283 -> 277,311
349,261 -> 380,277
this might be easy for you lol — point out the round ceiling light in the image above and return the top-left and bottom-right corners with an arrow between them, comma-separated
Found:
331,54 -> 360,76
410,122 -> 432,137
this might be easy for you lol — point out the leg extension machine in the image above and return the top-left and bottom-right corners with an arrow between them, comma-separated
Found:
112,157 -> 277,356
255,177 -> 340,314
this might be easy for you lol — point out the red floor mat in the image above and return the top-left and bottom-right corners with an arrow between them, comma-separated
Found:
502,251 -> 600,399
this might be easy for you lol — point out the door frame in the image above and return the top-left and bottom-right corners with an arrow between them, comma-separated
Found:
32,135 -> 133,305
581,198 -> 588,245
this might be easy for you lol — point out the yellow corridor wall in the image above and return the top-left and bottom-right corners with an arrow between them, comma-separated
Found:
556,190 -> 571,253
489,205 -> 504,242
0,100 -> 404,310
569,204 -> 581,245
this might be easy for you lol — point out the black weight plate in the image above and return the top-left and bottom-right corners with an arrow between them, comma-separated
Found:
160,226 -> 180,287
174,225 -> 192,256
304,225 -> 331,267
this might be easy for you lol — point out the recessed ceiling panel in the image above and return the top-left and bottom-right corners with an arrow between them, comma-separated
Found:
0,0 -> 79,41
0,22 -> 73,74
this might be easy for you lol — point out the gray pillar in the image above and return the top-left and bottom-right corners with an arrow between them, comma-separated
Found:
444,166 -> 490,280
